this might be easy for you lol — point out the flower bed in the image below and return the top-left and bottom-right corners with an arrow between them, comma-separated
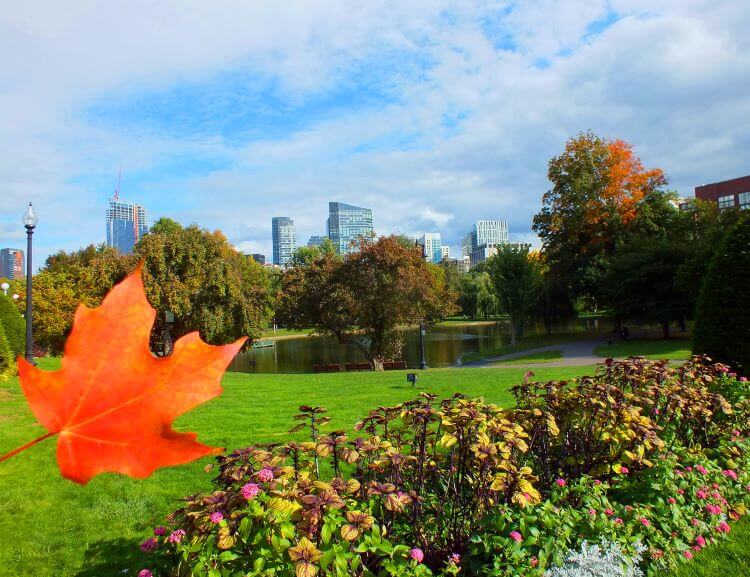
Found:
135,357 -> 750,576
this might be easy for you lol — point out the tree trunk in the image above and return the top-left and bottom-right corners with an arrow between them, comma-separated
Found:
371,357 -> 384,371
662,321 -> 670,339
509,321 -> 517,345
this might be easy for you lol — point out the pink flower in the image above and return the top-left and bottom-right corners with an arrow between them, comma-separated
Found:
210,512 -> 224,524
696,465 -> 708,475
258,468 -> 275,482
410,548 -> 424,562
640,517 -> 650,527
241,482 -> 261,500
696,535 -> 706,548
677,488 -> 685,495
620,466 -> 630,474
692,518 -> 701,527
732,430 -> 741,437
692,545 -> 701,552
509,531 -> 523,543
450,553 -> 461,565
594,479 -> 602,485
589,508 -> 597,516
740,377 -> 747,382
168,529 -> 186,543
530,556 -> 539,568
696,489 -> 708,500
706,504 -> 722,515
555,478 -> 566,487
683,550 -> 693,559
153,526 -> 167,536
716,522 -> 731,534
685,466 -> 693,472
614,518 -> 624,525
138,571 -> 153,577
668,497 -> 677,504
140,538 -> 158,553
723,470 -> 738,481
605,508 -> 615,516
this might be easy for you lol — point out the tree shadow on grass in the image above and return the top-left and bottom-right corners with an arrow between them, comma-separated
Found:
74,537 -> 150,577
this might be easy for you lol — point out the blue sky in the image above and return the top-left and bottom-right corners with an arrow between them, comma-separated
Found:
1,0 -> 749,265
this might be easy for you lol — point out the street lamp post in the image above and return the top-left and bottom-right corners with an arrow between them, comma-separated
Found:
22,203 -> 37,364
418,322 -> 428,370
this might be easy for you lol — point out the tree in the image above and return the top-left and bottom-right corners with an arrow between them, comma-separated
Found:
533,132 -> 668,299
475,272 -> 497,319
0,294 -> 25,357
485,246 -> 541,344
135,222 -> 271,347
693,214 -> 750,372
599,238 -> 691,338
277,236 -> 458,370
290,238 -> 337,267
0,323 -> 14,380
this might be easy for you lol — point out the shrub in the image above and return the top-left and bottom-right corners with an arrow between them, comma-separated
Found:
141,358 -> 750,577
545,540 -> 645,577
0,322 -> 14,381
693,213 -> 750,374
0,295 -> 24,358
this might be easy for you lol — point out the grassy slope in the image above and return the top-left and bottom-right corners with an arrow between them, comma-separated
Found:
594,338 -> 692,360
0,361 -> 589,577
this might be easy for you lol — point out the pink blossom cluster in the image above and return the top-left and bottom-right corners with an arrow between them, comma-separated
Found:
242,482 -> 261,500
409,548 -> 424,562
258,468 -> 275,482
168,529 -> 186,543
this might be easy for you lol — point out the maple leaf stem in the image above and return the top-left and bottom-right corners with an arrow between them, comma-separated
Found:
0,431 -> 56,464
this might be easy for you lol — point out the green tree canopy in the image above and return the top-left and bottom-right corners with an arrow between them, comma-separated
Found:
277,235 -> 458,370
485,246 -> 541,344
0,294 -> 25,357
693,214 -> 750,372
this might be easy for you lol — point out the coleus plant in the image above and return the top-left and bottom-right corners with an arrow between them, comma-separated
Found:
0,264 -> 245,484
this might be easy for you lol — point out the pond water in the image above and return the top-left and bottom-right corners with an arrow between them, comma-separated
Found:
229,318 -> 606,373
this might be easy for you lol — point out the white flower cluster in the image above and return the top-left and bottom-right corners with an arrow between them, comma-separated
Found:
545,540 -> 645,577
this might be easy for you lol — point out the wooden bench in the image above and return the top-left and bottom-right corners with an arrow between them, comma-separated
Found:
345,362 -> 372,371
383,361 -> 407,371
313,364 -> 342,373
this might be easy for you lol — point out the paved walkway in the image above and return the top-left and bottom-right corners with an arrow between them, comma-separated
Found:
458,339 -> 609,368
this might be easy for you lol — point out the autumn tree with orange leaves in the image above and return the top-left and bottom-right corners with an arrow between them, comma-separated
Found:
533,131 -> 669,299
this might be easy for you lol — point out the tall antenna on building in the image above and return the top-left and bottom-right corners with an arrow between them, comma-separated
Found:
114,164 -> 122,200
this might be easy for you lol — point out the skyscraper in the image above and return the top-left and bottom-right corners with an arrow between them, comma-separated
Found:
307,235 -> 328,248
0,248 -> 24,279
418,233 -> 443,263
106,197 -> 148,255
462,220 -> 510,268
272,217 -> 296,266
327,202 -> 374,254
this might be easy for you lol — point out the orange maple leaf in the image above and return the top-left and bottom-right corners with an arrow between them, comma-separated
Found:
0,264 -> 245,484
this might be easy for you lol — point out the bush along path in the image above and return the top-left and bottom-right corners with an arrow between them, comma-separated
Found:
133,357 -> 750,577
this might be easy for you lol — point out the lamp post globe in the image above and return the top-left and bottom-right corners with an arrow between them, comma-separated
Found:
0,282 -> 8,296
22,203 -> 37,364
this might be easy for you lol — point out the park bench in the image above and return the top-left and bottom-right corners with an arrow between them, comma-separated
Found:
383,361 -> 407,371
345,362 -> 373,371
313,364 -> 342,373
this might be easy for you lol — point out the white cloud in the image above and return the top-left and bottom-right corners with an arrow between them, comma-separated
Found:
1,0 -> 749,263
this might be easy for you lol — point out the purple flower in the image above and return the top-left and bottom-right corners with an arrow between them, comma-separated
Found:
409,548 -> 424,562
509,531 -> 523,543
450,553 -> 461,565
210,512 -> 224,524
140,538 -> 158,553
168,529 -> 186,543
153,526 -> 167,536
241,482 -> 261,500
258,468 -> 275,482
138,571 -> 153,577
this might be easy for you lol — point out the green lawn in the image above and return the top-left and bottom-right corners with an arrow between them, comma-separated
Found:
658,518 -> 750,575
494,350 -> 563,364
0,360 -> 591,577
594,338 -> 692,360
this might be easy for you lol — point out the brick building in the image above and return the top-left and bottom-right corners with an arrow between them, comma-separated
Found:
694,175 -> 750,210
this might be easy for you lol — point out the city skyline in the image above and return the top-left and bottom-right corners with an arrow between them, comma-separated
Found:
1,3 -> 749,267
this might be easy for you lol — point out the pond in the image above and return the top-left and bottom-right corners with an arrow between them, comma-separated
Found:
229,317 -> 606,373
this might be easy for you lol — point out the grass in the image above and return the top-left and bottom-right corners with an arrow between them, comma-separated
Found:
494,350 -> 563,364
657,518 -> 750,575
594,338 -> 693,360
0,359 -> 592,577
459,331 -> 600,364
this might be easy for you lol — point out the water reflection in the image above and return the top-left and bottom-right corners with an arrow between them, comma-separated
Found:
230,318 -> 604,374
